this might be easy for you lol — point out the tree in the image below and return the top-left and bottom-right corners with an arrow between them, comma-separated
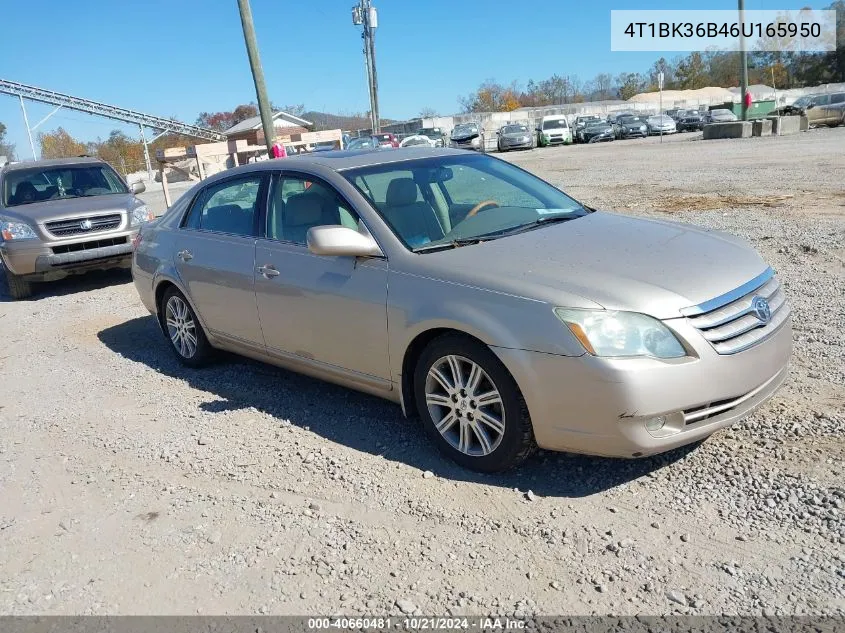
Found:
195,103 -> 259,131
592,73 -> 614,100
0,122 -> 15,161
674,52 -> 708,89
615,72 -> 644,100
39,128 -> 87,159
419,107 -> 439,118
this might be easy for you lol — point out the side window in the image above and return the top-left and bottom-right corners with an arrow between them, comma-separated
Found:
830,93 -> 845,104
183,176 -> 263,236
814,94 -> 830,106
267,175 -> 360,246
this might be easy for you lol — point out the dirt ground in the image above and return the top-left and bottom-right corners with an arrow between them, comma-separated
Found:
1,128 -> 843,617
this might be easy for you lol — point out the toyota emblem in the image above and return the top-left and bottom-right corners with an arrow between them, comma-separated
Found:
751,296 -> 771,324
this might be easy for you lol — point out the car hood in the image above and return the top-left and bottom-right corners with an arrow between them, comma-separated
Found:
451,130 -> 479,141
1,193 -> 142,224
410,211 -> 768,319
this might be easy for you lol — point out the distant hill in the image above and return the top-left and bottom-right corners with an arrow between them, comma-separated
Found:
303,111 -> 399,132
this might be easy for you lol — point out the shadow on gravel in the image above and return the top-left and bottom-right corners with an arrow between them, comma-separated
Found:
0,268 -> 132,302
98,315 -> 699,498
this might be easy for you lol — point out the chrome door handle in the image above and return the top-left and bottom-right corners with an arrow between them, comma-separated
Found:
177,249 -> 193,261
257,265 -> 280,278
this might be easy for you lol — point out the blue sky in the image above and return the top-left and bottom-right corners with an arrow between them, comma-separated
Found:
0,0 -> 828,158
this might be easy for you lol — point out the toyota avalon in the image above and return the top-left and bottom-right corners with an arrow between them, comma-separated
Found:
131,148 -> 791,472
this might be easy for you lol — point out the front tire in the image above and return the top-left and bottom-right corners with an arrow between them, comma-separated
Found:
160,287 -> 213,367
3,269 -> 33,300
414,334 -> 536,472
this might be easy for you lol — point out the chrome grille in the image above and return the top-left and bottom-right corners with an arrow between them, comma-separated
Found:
45,214 -> 122,237
685,271 -> 790,355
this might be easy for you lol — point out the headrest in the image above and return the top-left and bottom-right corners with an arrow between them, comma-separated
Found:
385,178 -> 418,207
14,181 -> 37,201
285,194 -> 323,227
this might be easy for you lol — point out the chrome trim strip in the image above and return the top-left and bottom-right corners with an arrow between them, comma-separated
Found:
681,267 -> 774,316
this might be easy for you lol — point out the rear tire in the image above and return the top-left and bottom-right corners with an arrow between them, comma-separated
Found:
3,269 -> 33,300
160,287 -> 214,367
414,334 -> 536,472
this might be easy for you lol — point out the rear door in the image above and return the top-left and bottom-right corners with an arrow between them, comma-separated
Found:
175,174 -> 268,350
822,93 -> 845,124
253,171 -> 391,383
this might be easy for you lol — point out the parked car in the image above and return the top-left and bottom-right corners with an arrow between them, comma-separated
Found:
450,123 -> 482,151
496,124 -> 534,151
664,108 -> 683,121
536,116 -> 573,146
416,127 -> 446,147
372,133 -> 399,148
400,134 -> 436,148
347,136 -> 379,150
132,147 -> 791,472
772,92 -> 845,127
646,115 -> 678,134
705,109 -> 739,123
581,121 -> 616,143
616,115 -> 649,139
0,157 -> 151,299
574,115 -> 602,142
677,113 -> 705,132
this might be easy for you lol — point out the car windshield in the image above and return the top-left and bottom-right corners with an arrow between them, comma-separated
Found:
713,109 -> 732,115
418,129 -> 442,137
453,124 -> 478,135
620,116 -> 644,124
587,122 -> 610,129
791,96 -> 813,107
348,138 -> 375,149
3,163 -> 127,207
542,119 -> 567,129
503,125 -> 528,134
345,153 -> 588,252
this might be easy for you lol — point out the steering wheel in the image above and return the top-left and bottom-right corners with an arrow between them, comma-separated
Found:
465,199 -> 500,219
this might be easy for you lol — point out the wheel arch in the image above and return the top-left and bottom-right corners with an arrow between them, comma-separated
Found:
153,276 -> 210,340
400,327 -> 504,420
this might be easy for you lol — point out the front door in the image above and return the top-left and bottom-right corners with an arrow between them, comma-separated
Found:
175,174 -> 267,349
254,173 -> 390,383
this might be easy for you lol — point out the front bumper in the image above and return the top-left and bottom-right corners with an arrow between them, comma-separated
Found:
492,313 -> 792,458
500,139 -> 533,150
0,231 -> 136,279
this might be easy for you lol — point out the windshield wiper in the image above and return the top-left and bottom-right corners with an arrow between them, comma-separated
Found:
414,237 -> 485,253
485,214 -> 577,238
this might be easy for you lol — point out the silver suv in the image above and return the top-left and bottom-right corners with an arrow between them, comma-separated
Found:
0,157 -> 152,299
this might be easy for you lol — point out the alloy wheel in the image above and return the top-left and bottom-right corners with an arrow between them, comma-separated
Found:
165,295 -> 197,359
424,355 -> 505,457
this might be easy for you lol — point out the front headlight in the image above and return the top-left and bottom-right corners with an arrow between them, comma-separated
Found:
554,308 -> 686,359
131,205 -> 153,226
0,219 -> 37,241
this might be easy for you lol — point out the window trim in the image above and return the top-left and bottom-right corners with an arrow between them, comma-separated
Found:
179,173 -> 270,238
261,170 -> 384,256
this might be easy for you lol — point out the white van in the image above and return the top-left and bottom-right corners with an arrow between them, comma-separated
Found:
536,115 -> 573,147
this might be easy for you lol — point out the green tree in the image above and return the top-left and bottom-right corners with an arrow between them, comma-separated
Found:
615,72 -> 645,100
675,52 -> 708,89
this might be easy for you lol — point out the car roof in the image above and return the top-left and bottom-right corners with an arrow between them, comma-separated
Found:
222,147 -> 474,176
2,156 -> 105,173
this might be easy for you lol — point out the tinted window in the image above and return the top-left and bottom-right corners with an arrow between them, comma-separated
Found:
542,119 -> 568,129
185,176 -> 262,236
830,93 -> 845,104
814,95 -> 831,106
267,175 -> 359,245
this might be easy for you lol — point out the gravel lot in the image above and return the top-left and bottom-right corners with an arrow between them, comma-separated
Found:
1,129 -> 843,617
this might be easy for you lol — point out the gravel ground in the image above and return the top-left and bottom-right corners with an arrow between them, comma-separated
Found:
1,128 -> 843,617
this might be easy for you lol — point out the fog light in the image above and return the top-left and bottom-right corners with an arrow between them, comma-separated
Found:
645,416 -> 666,432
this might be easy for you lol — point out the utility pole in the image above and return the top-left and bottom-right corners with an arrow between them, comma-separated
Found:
353,0 -> 380,133
237,0 -> 277,154
739,0 -> 749,121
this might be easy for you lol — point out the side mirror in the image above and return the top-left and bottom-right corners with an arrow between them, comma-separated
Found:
806,103 -> 815,109
307,225 -> 383,258
130,181 -> 146,195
